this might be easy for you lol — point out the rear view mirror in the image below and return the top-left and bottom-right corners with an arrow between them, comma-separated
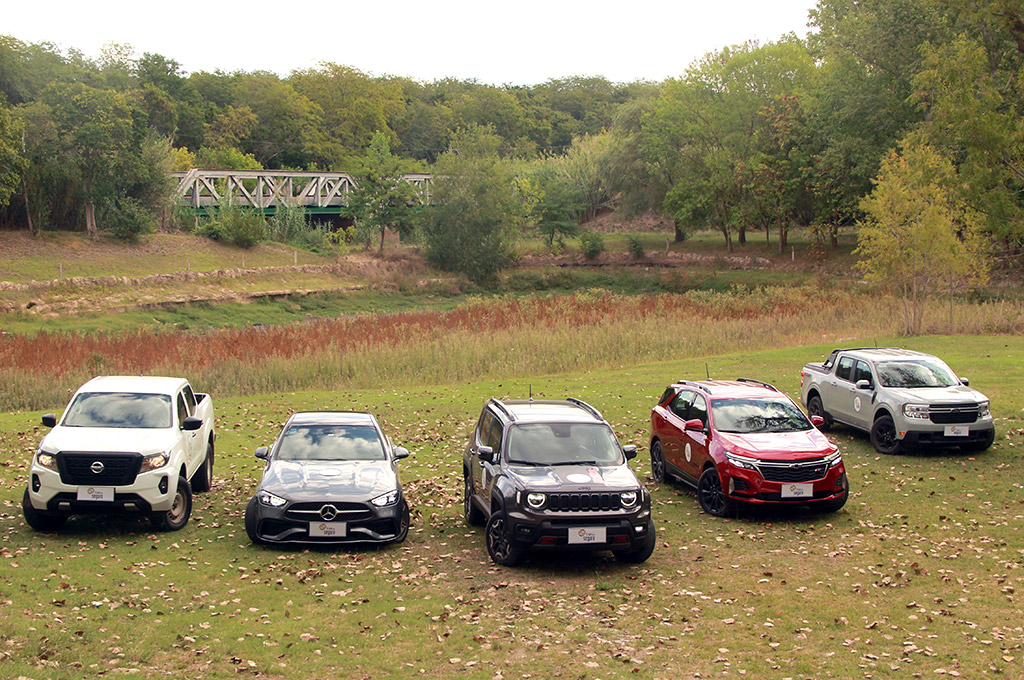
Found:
810,415 -> 825,428
254,446 -> 269,460
393,446 -> 410,460
959,376 -> 970,386
182,416 -> 203,431
622,444 -> 638,460
684,418 -> 705,432
478,445 -> 494,463
41,413 -> 57,428
856,379 -> 873,390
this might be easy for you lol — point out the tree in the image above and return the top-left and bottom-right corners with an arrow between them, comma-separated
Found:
857,141 -> 989,335
422,126 -> 525,284
348,131 -> 420,252
526,160 -> 581,249
0,99 -> 27,210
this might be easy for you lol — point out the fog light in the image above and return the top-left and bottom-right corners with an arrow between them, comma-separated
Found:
159,476 -> 168,494
634,523 -> 646,534
32,474 -> 40,492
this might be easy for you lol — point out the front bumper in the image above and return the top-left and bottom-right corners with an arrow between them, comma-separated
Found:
505,506 -> 652,552
895,424 -> 995,447
28,464 -> 178,514
250,496 -> 407,545
720,461 -> 849,506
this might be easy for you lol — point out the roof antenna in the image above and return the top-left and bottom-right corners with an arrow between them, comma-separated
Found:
705,363 -> 710,380
529,384 -> 533,401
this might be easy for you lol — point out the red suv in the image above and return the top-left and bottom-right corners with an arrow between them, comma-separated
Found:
650,379 -> 849,517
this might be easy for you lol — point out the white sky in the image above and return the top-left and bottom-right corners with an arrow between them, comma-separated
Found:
3,0 -> 818,85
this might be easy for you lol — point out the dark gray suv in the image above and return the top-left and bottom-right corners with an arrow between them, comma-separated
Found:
245,411 -> 410,545
463,398 -> 655,567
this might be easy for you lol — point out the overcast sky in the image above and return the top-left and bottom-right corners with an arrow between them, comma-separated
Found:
4,0 -> 818,85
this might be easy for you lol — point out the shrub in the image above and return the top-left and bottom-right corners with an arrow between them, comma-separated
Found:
579,231 -> 605,260
627,235 -> 645,260
200,203 -> 266,248
102,196 -> 156,242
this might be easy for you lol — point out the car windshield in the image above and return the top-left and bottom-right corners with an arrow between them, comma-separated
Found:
276,424 -> 385,461
63,392 -> 173,428
506,423 -> 623,465
876,360 -> 959,388
712,398 -> 811,434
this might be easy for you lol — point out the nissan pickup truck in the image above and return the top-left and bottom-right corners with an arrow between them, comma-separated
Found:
23,376 -> 216,532
800,348 -> 994,455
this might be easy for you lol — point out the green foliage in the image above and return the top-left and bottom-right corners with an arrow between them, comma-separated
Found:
0,99 -> 27,209
348,131 -> 421,251
579,230 -> 605,260
627,234 -> 645,259
195,146 -> 262,170
200,202 -> 267,248
423,126 -> 524,284
526,160 -> 582,249
101,196 -> 156,241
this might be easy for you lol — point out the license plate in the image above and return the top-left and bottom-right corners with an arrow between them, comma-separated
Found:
568,527 -> 606,544
944,425 -> 969,437
309,521 -> 346,538
77,486 -> 114,502
781,483 -> 813,499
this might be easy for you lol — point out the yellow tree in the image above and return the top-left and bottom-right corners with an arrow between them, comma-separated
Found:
857,140 -> 988,335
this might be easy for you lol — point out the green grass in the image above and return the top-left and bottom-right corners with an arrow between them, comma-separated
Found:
1,337 -> 1022,679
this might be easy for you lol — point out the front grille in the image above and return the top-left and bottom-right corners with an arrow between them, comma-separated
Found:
928,404 -> 979,424
547,492 -> 621,512
284,501 -> 371,521
58,452 -> 142,486
757,462 -> 828,483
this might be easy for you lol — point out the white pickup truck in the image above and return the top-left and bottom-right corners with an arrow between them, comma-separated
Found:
23,376 -> 216,532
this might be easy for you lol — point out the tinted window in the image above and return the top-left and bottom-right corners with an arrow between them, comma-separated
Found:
177,393 -> 189,424
877,359 -> 959,388
712,398 -> 812,433
477,411 -> 493,446
487,416 -> 504,452
854,361 -> 874,385
669,391 -> 693,419
276,424 -> 385,461
63,392 -> 173,429
689,395 -> 708,426
507,423 -> 622,465
183,385 -> 197,410
836,356 -> 855,381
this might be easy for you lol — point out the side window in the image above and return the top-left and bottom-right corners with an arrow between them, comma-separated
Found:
477,411 -> 493,447
689,395 -> 708,427
487,417 -> 504,453
836,356 -> 855,382
669,391 -> 693,419
183,385 -> 197,410
176,393 -> 189,426
854,361 -> 874,386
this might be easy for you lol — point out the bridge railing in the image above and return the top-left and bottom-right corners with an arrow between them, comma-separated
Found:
172,170 -> 432,210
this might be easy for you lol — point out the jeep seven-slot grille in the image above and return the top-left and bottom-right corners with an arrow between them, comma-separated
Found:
757,463 -> 828,483
547,492 -> 621,512
58,452 -> 142,486
928,404 -> 979,424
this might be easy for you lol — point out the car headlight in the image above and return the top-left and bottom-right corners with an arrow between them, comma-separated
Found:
978,401 -> 991,419
140,452 -> 170,472
725,452 -> 759,470
370,490 -> 400,507
903,403 -> 930,420
526,492 -> 546,509
619,490 -> 638,507
822,450 -> 843,468
36,450 -> 58,470
258,490 -> 288,507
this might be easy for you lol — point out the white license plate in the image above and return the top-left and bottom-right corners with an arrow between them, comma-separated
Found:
781,483 -> 814,499
77,486 -> 114,502
944,425 -> 969,437
309,521 -> 347,538
568,527 -> 606,544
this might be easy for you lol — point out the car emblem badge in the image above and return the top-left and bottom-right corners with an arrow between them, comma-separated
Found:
320,504 -> 338,521
90,461 -> 105,474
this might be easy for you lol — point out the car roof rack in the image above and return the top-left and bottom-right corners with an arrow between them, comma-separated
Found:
736,378 -> 779,392
487,398 -> 517,422
674,380 -> 712,394
566,397 -> 604,421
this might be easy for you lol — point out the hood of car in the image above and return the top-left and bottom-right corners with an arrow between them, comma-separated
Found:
260,459 -> 397,502
42,426 -> 179,456
718,429 -> 836,460
883,385 -> 987,405
506,463 -> 640,490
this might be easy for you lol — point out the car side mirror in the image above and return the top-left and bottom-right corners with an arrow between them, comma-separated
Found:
855,379 -> 873,391
182,416 -> 203,431
684,418 -> 705,432
254,446 -> 269,460
622,444 -> 638,460
478,445 -> 495,463
959,376 -> 970,386
41,413 -> 57,428
393,446 -> 410,460
810,415 -> 825,428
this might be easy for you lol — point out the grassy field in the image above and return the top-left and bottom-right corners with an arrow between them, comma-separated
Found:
0,337 -> 1022,679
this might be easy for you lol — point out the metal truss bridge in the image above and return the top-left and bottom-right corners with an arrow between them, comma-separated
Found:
171,169 -> 432,215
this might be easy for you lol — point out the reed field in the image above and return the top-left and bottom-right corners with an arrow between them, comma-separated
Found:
0,336 -> 1022,680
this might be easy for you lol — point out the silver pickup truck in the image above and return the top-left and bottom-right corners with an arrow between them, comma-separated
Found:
800,348 -> 995,454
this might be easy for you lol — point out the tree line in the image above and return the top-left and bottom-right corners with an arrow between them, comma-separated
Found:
1,0 -> 1023,295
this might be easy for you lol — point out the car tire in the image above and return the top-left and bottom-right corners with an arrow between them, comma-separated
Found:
615,520 -> 656,564
485,510 -> 525,567
807,394 -> 831,432
697,467 -> 735,518
244,496 -> 266,545
192,441 -> 214,493
961,429 -> 995,453
650,440 -> 667,483
392,500 -> 410,544
150,476 -> 192,531
870,414 -> 903,455
463,471 -> 484,526
22,488 -> 66,531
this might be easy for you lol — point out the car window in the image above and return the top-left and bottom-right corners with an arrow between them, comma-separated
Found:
689,395 -> 708,427
487,416 -> 504,453
712,397 -> 812,433
876,359 -> 959,388
507,423 -> 622,465
477,411 -> 493,447
183,384 -> 197,410
177,393 -> 189,424
63,392 -> 173,429
276,424 -> 385,461
669,391 -> 693,419
836,356 -> 854,381
854,361 -> 874,386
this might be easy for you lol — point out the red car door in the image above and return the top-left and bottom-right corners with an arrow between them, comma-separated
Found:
679,393 -> 711,479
